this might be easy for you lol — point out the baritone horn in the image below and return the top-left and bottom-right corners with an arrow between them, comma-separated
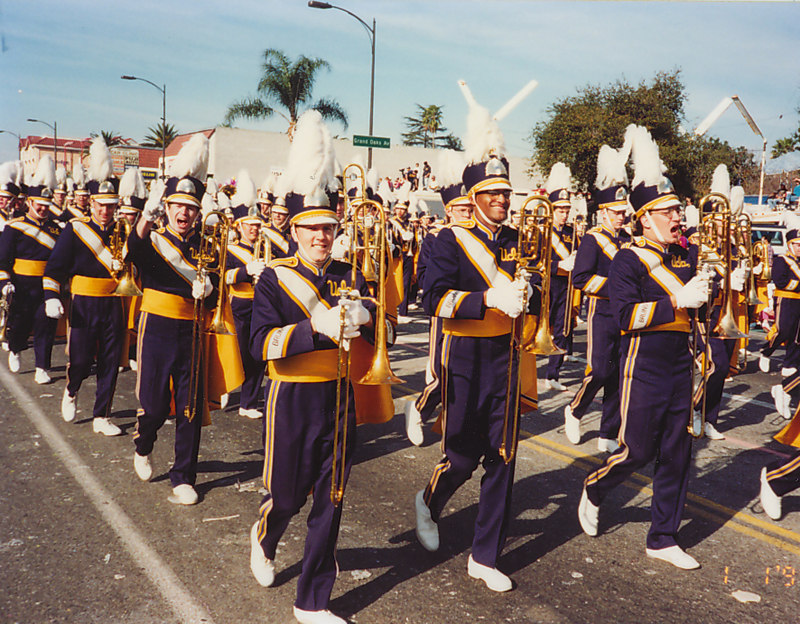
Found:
185,210 -> 232,422
331,195 -> 404,505
563,214 -> 584,335
734,213 -> 764,306
111,216 -> 143,297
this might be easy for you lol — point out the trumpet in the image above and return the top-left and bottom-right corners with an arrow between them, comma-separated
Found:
110,217 -> 143,297
185,210 -> 233,422
690,192 -> 746,438
500,194 -> 566,464
563,214 -> 584,335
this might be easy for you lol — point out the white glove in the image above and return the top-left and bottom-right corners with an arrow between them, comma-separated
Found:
674,274 -> 709,309
312,304 -> 359,341
192,276 -> 213,300
730,266 -> 746,292
402,230 -> 414,242
45,299 -> 64,319
486,280 -> 527,319
558,252 -> 576,272
111,258 -> 124,273
246,260 -> 266,278
331,235 -> 350,261
340,297 -> 370,334
142,199 -> 164,223
753,263 -> 763,276
2,283 -> 14,296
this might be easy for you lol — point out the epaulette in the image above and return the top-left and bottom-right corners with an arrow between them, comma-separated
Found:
452,218 -> 476,230
269,257 -> 297,268
634,237 -> 647,248
588,226 -> 602,234
74,215 -> 91,223
8,216 -> 24,224
621,241 -> 635,250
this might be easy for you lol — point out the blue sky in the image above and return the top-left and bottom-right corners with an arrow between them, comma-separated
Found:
1,0 -> 798,168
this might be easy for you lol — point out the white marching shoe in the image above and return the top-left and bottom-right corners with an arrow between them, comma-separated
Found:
219,393 -> 229,410
771,385 -> 792,420
134,452 -> 152,481
597,437 -> 620,453
8,351 -> 20,373
404,400 -> 424,446
250,522 -> 275,587
645,545 -> 700,570
239,407 -> 262,419
467,555 -> 513,592
292,606 -> 346,624
546,379 -> 565,391
578,487 -> 598,537
171,484 -> 199,505
759,354 -> 770,373
61,389 -> 77,422
93,417 -> 122,437
782,367 -> 797,377
564,404 -> 581,445
703,422 -> 725,440
415,490 -> 439,551
34,368 -> 51,384
760,467 -> 782,520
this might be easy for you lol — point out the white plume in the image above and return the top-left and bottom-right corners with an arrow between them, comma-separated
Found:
73,163 -> 87,187
366,167 -> 380,192
206,177 -> 218,196
260,172 -> 277,194
784,211 -> 800,231
377,178 -> 395,204
464,101 -> 505,165
67,178 -> 75,193
629,125 -> 668,188
684,205 -> 700,229
417,199 -> 429,214
709,164 -> 730,198
119,167 -> 146,199
201,192 -> 218,215
56,166 -> 67,187
231,169 -> 257,208
33,155 -> 57,189
595,142 -> 630,191
545,162 -> 573,194
0,161 -> 19,187
170,134 -> 209,182
437,149 -> 466,188
88,136 -> 114,182
217,192 -> 231,209
730,186 -> 744,215
395,180 -> 411,204
13,160 -> 24,186
278,110 -> 336,198
144,178 -> 165,213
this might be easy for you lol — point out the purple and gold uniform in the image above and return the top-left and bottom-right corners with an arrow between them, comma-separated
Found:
567,224 -> 627,439
390,211 -> 417,317
43,214 -> 125,419
584,233 -> 698,551
0,207 -> 60,369
546,221 -> 575,381
761,249 -> 800,371
262,222 -> 291,259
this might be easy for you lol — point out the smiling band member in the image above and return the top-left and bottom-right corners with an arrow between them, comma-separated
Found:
415,101 -> 539,593
578,125 -> 709,570
43,138 -> 125,436
247,111 -> 374,624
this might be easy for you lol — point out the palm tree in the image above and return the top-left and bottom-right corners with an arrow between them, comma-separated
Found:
224,49 -> 348,138
402,104 -> 454,148
142,122 -> 178,149
772,136 -> 798,158
89,130 -> 124,147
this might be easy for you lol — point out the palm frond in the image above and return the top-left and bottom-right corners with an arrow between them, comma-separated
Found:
224,97 -> 275,125
312,98 -> 348,131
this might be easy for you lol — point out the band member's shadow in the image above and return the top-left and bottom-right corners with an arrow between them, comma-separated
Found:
717,382 -> 776,430
194,456 -> 263,495
351,416 -> 416,465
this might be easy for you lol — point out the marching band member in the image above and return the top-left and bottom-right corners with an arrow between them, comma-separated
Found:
247,111 -> 373,624
127,134 -> 222,505
49,165 -> 68,222
42,138 -> 127,436
389,191 -> 417,320
224,171 -> 266,419
543,163 -> 576,391
404,149 -> 471,446
691,166 -> 747,440
761,369 -> 800,520
0,160 -> 22,229
0,157 -> 61,384
73,163 -> 90,216
415,100 -> 538,592
564,141 -> 631,451
578,125 -> 708,570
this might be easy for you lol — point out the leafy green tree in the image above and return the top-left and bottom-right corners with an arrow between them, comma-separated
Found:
771,136 -> 798,158
529,70 -> 758,198
142,122 -> 178,149
224,49 -> 348,138
402,104 -> 461,149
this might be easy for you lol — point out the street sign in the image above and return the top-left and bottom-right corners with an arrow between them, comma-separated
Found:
353,135 -> 390,149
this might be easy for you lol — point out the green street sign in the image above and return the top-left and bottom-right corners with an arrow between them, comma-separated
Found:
353,135 -> 390,149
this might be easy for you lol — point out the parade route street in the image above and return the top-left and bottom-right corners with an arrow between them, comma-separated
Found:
2,308 -> 800,624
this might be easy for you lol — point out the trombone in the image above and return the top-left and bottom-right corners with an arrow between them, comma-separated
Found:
110,216 -> 143,297
331,193 -> 404,505
185,210 -> 233,422
690,192 -> 746,438
563,214 -> 585,335
0,286 -> 12,344
500,193 -> 566,464
251,209 -> 273,285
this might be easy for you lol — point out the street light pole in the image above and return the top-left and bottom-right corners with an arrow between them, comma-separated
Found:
27,119 -> 58,171
0,130 -> 22,160
308,1 -> 377,169
121,75 -> 168,179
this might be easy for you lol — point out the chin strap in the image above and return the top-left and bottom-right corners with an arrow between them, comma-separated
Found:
472,198 -> 504,227
642,212 -> 668,245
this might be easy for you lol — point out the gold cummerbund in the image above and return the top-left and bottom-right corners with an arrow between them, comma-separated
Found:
622,308 -> 691,334
140,288 -> 195,320
229,282 -> 254,299
71,276 -> 117,297
13,259 -> 47,276
775,289 -> 800,300
586,294 -> 609,300
443,308 -> 513,337
268,349 -> 343,382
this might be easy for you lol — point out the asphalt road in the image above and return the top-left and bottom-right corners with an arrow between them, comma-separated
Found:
2,308 -> 800,624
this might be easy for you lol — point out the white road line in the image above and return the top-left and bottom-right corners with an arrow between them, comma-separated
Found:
0,366 -> 216,624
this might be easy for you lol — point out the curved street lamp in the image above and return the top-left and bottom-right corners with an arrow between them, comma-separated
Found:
27,119 -> 58,170
309,1 -> 376,169
0,130 -> 21,159
121,75 -> 167,179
